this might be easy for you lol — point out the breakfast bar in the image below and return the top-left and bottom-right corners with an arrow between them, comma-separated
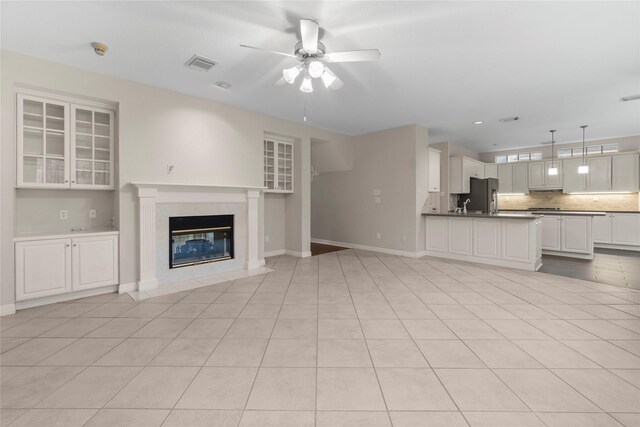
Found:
423,212 -> 543,271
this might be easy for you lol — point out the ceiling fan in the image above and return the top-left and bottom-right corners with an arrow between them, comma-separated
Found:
240,19 -> 381,93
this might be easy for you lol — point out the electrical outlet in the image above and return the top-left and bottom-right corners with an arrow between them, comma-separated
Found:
376,232 -> 381,239
89,209 -> 97,218
265,235 -> 270,243
374,197 -> 381,204
402,235 -> 406,242
593,195 -> 599,202
59,210 -> 68,220
167,164 -> 175,175
373,189 -> 381,196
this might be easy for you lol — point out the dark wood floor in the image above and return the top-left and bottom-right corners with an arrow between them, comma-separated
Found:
539,248 -> 640,289
310,242 -> 349,256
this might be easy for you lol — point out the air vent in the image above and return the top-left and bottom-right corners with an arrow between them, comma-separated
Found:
185,55 -> 217,71
498,116 -> 520,123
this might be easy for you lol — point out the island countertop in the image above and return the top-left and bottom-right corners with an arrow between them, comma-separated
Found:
422,212 -> 544,220
500,209 -> 619,216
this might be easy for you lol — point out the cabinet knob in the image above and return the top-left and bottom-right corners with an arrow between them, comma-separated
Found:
72,180 -> 76,183
73,244 -> 77,247
65,180 -> 69,183
66,244 -> 70,247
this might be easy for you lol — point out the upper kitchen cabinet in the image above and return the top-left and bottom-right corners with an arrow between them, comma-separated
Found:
485,163 -> 498,179
449,156 -> 485,194
264,138 -> 294,193
16,90 -> 116,190
562,158 -> 587,193
528,161 -> 562,190
17,94 -> 70,189
428,148 -> 441,192
498,163 -> 528,194
611,153 -> 640,192
586,156 -> 612,192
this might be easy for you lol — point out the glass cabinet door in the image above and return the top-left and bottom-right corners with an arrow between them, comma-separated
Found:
71,106 -> 114,189
264,140 -> 275,190
18,95 -> 69,187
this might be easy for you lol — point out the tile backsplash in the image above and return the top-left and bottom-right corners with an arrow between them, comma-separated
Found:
499,192 -> 640,211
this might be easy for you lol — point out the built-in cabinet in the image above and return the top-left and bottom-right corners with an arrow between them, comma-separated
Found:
497,163 -> 529,194
528,161 -> 562,190
484,164 -> 498,179
562,154 -> 639,194
593,213 -> 640,249
449,156 -> 484,194
586,156 -> 612,193
264,138 -> 294,193
17,93 -> 115,190
562,158 -> 587,193
428,148 -> 441,192
611,154 -> 640,192
540,214 -> 593,258
15,233 -> 119,301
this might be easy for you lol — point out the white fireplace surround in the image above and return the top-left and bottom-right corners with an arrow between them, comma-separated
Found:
131,182 -> 264,292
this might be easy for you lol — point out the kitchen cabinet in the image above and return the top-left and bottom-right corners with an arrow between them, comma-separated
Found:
428,148 -> 441,192
562,158 -> 587,193
15,233 -> 119,302
473,218 -> 501,259
501,220 -> 533,263
264,139 -> 294,193
448,218 -> 473,255
611,154 -> 640,192
611,213 -> 640,246
592,214 -> 612,243
528,161 -> 546,189
587,156 -> 612,192
540,214 -> 593,258
16,92 -> 116,190
512,163 -> 529,194
529,161 -> 563,190
449,156 -> 485,194
497,164 -> 513,193
485,164 -> 498,179
425,216 -> 448,252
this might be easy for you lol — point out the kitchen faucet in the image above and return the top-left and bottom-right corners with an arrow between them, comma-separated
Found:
463,199 -> 471,214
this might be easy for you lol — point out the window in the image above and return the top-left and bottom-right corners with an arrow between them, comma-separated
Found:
495,151 -> 543,163
558,149 -> 572,158
602,144 -> 618,154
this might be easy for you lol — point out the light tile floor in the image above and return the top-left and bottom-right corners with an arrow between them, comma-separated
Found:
1,249 -> 640,427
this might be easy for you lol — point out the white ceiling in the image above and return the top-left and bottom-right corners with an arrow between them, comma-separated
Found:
2,1 -> 639,153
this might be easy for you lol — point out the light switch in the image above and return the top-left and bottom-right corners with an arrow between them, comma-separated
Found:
89,209 -> 97,218
374,197 -> 381,204
59,210 -> 68,220
373,189 -> 381,196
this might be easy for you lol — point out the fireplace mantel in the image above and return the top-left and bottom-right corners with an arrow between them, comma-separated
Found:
130,182 -> 263,291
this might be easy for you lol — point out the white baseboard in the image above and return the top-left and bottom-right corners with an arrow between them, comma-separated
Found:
542,249 -> 594,260
0,304 -> 16,316
285,249 -> 312,258
246,259 -> 266,270
137,278 -> 159,292
264,249 -> 285,257
424,250 -> 539,271
15,285 -> 119,311
118,282 -> 137,294
311,238 -> 421,258
595,243 -> 640,252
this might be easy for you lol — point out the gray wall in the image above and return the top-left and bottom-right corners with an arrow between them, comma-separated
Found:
311,125 -> 426,255
263,194 -> 285,254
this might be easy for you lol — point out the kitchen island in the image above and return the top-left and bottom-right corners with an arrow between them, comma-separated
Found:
423,212 -> 543,271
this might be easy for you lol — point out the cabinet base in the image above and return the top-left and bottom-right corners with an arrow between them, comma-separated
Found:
424,250 -> 542,272
15,284 -> 119,311
594,243 -> 640,252
542,249 -> 594,260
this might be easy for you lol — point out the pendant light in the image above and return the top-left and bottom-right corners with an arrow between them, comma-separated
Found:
578,125 -> 589,174
548,130 -> 558,176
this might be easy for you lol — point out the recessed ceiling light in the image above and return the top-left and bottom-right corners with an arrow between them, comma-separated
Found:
213,81 -> 231,90
620,94 -> 640,102
498,116 -> 519,123
473,121 -> 484,125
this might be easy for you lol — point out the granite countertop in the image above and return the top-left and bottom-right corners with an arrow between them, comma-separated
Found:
422,212 -> 543,220
500,209 -> 620,216
14,228 -> 119,242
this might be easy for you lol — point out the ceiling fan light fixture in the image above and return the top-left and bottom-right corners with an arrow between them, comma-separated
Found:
308,60 -> 325,78
300,76 -> 313,93
283,66 -> 301,84
320,68 -> 337,88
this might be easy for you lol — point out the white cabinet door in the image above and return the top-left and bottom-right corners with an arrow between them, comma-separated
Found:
541,216 -> 562,251
611,213 -> 640,246
587,156 -> 611,192
467,159 -> 485,180
501,220 -> 531,262
563,158 -> 587,193
612,154 -> 640,192
528,162 -> 546,189
473,219 -> 501,259
15,239 -> 72,301
72,235 -> 119,291
264,139 -> 294,193
70,106 -> 115,189
448,218 -> 473,255
485,164 -> 498,179
545,160 -> 563,188
428,149 -> 441,192
592,214 -> 612,244
512,163 -> 529,194
426,217 -> 448,252
561,216 -> 591,254
497,164 -> 513,193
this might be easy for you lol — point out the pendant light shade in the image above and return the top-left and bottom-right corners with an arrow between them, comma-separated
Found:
548,130 -> 558,176
578,125 -> 589,174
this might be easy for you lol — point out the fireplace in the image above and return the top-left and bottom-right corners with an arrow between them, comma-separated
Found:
169,215 -> 234,269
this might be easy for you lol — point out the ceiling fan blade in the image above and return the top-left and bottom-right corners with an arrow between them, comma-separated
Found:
300,19 -> 319,53
325,49 -> 381,63
239,44 -> 296,58
328,75 -> 344,90
274,76 -> 287,86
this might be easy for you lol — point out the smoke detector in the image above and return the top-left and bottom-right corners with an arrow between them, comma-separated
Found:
213,81 -> 231,90
91,42 -> 108,56
185,54 -> 217,72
